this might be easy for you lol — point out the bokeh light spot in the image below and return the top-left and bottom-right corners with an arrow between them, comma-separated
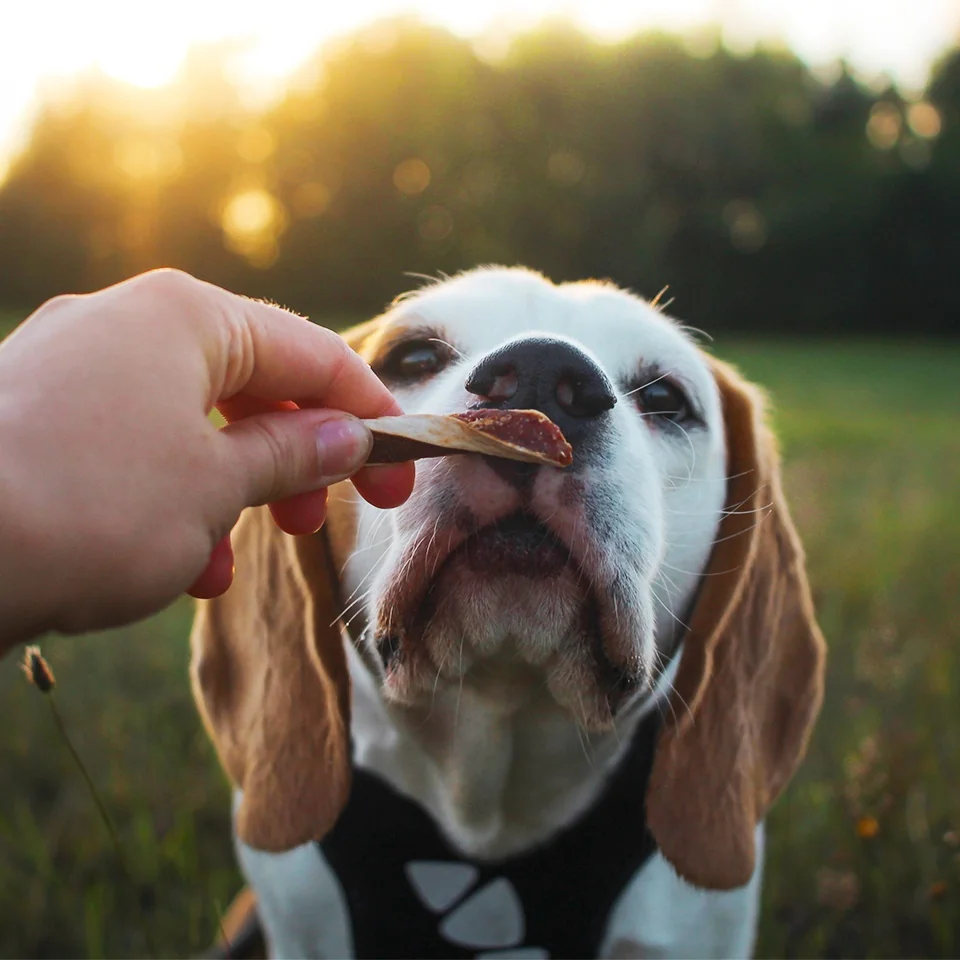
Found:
866,102 -> 902,150
114,138 -> 181,181
220,187 -> 287,267
237,126 -> 276,164
394,158 -> 431,195
856,815 -> 880,839
418,204 -> 453,242
723,199 -> 767,253
292,180 -> 332,218
906,102 -> 941,139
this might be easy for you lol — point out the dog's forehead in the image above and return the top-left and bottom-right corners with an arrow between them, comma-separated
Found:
386,270 -> 711,387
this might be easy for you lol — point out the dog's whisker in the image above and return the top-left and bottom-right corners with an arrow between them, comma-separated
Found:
427,336 -> 466,360
454,633 -> 466,729
660,560 -> 746,578
661,513 -> 769,552
340,523 -> 392,569
572,692 -> 595,766
336,521 -> 394,618
340,589 -> 372,623
664,468 -> 756,485
664,418 -> 697,484
650,585 -> 689,635
663,499 -> 773,518
676,322 -> 713,343
622,371 -> 671,399
332,573 -> 379,627
650,645 -> 694,729
653,568 -> 683,603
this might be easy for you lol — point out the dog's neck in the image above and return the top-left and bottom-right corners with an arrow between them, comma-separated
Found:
346,637 -> 678,861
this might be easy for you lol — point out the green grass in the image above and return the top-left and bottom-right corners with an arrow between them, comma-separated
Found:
1,337 -> 958,958
723,342 -> 960,958
0,310 -> 22,339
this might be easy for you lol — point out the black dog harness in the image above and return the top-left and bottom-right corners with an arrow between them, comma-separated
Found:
318,710 -> 661,959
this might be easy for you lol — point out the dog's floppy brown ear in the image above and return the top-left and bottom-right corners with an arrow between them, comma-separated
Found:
647,356 -> 826,890
190,507 -> 349,851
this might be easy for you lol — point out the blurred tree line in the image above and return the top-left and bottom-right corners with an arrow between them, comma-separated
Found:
1,17 -> 959,335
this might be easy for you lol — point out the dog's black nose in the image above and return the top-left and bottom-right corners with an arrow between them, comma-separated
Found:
466,337 -> 615,479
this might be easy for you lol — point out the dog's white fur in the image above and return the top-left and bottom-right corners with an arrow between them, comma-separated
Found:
239,268 -> 763,958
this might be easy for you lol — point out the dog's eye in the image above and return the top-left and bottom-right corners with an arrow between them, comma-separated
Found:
380,340 -> 449,382
633,379 -> 693,423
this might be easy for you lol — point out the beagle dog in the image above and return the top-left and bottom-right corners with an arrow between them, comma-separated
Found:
191,267 -> 826,959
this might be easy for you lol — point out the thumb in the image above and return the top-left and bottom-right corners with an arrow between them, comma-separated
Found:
220,408 -> 373,508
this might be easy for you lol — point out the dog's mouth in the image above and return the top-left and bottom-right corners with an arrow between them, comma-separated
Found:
372,507 -> 650,725
373,511 -> 578,644
449,512 -> 572,579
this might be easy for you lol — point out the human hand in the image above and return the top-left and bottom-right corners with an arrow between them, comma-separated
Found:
0,269 -> 414,644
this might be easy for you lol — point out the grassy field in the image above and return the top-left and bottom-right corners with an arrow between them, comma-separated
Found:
0,315 -> 958,956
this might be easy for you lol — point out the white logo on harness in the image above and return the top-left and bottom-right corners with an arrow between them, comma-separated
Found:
405,861 -> 479,913
404,860 -> 550,958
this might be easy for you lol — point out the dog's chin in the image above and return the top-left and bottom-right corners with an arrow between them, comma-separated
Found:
373,515 -> 649,730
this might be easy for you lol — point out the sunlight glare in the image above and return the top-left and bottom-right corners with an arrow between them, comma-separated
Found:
2,0 -> 960,167
220,186 -> 287,268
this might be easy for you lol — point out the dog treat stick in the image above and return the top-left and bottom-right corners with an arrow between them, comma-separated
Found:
363,409 -> 573,468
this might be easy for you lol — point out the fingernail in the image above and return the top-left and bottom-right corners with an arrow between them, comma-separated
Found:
316,417 -> 372,485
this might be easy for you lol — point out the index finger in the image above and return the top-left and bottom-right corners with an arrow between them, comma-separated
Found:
208,304 -> 414,519
214,289 -> 402,419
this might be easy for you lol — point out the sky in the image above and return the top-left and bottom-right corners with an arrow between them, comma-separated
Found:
2,0 -> 959,166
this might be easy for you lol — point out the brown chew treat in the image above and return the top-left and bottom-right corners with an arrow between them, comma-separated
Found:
450,410 -> 573,464
363,409 -> 573,467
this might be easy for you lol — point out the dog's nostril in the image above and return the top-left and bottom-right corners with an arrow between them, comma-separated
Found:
466,362 -> 517,400
555,374 -> 617,419
488,368 -> 518,401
